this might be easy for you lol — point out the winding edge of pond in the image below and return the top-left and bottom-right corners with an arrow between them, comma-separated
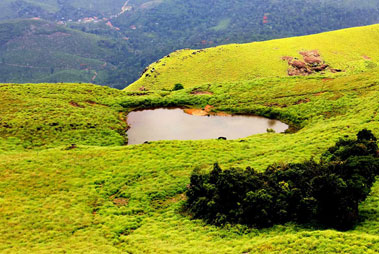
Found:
124,105 -> 300,145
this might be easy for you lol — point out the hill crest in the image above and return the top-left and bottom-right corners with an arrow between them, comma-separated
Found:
126,24 -> 379,91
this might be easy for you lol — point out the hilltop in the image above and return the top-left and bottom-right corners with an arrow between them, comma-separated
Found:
127,24 -> 379,91
0,25 -> 378,253
0,1 -> 378,87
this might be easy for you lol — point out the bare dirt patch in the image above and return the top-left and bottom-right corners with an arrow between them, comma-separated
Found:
294,98 -> 311,105
190,91 -> 213,95
69,101 -> 85,108
184,105 -> 231,116
264,102 -> 288,108
85,100 -> 107,106
314,92 -> 325,96
111,196 -> 129,207
329,92 -> 343,101
183,108 -> 209,116
191,87 -> 213,95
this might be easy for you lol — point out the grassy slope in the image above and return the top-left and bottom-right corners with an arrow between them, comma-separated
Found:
0,83 -> 128,150
127,24 -> 379,91
0,69 -> 378,253
0,26 -> 379,253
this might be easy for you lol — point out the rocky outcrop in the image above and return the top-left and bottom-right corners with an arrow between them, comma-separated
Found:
282,50 -> 333,76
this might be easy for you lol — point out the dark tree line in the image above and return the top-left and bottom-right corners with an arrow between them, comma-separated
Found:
185,129 -> 379,230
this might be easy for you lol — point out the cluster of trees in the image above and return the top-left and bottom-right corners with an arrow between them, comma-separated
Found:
186,129 -> 379,230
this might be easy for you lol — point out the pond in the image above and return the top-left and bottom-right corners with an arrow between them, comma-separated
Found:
126,108 -> 288,145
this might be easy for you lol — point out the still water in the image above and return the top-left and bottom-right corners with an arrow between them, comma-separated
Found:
126,108 -> 288,145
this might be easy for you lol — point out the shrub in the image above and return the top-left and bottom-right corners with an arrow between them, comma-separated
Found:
185,129 -> 379,230
173,83 -> 184,91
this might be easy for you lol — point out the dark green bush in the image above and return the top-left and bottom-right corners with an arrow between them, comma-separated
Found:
185,129 -> 379,230
173,83 -> 184,91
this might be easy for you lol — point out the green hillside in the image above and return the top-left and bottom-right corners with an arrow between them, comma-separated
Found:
0,0 -> 378,87
0,25 -> 379,253
127,24 -> 379,91
0,19 -> 130,87
0,0 -> 126,20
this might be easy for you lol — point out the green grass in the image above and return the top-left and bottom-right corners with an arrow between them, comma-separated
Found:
127,24 -> 379,91
0,25 -> 379,253
0,83 -> 128,150
0,67 -> 379,253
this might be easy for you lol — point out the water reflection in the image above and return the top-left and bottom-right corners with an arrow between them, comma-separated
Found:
127,108 -> 288,145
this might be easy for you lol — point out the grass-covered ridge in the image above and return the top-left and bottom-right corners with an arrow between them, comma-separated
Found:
127,24 -> 379,91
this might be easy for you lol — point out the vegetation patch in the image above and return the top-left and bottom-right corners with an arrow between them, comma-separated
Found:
186,130 -> 379,230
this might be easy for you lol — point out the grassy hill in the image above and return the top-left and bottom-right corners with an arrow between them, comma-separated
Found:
0,25 -> 379,253
127,24 -> 379,91
0,1 -> 378,87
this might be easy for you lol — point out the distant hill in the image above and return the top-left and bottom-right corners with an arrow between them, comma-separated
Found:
126,24 -> 379,91
0,19 -> 132,87
0,0 -> 378,88
0,0 -> 126,21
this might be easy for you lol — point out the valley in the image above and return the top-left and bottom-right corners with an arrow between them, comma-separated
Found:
0,25 -> 378,253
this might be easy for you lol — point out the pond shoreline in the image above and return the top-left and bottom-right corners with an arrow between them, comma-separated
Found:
126,107 -> 289,145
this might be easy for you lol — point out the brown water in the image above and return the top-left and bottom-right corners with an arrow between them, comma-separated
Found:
126,108 -> 288,145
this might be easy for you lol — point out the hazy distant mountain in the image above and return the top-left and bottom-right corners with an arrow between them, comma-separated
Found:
0,0 -> 126,21
0,0 -> 378,88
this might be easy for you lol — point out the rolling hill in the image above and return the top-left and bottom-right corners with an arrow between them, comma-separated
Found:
0,0 -> 378,87
127,24 -> 379,91
0,25 -> 378,253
